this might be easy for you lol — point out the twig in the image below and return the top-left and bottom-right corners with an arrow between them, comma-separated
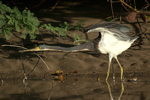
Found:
107,0 -> 120,3
74,39 -> 87,43
105,16 -> 113,20
48,80 -> 54,100
2,45 -> 27,49
21,55 -> 28,80
121,3 -> 130,13
0,49 -> 16,59
27,54 -> 41,76
119,0 -> 138,12
120,2 -> 123,24
110,0 -> 114,19
46,0 -> 60,13
145,0 -> 149,4
145,27 -> 150,33
136,16 -> 150,44
121,0 -> 150,14
133,0 -> 137,10
29,0 -> 48,10
120,0 -> 150,21
33,52 -> 50,71
140,4 -> 150,12
1,45 -> 50,72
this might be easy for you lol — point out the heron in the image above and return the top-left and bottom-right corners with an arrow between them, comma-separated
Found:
19,22 -> 138,81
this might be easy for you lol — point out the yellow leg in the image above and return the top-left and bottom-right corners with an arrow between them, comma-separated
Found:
106,61 -> 111,81
118,82 -> 124,100
106,81 -> 113,100
115,57 -> 123,81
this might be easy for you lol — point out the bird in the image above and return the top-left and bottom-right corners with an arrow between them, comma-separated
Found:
19,22 -> 139,81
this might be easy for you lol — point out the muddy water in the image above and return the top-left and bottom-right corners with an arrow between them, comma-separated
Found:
0,74 -> 150,100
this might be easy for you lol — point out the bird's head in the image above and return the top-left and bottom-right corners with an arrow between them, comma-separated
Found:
19,45 -> 48,52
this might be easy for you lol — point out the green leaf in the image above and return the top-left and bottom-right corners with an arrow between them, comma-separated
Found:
58,29 -> 66,37
7,19 -> 13,25
0,20 -> 5,27
13,7 -> 22,18
51,28 -> 56,33
0,2 -> 41,40
0,29 -> 2,33
35,28 -> 39,34
21,28 -> 27,39
21,33 -> 27,39
0,14 -> 5,20
4,30 -> 12,40
0,1 -> 12,14
29,32 -> 36,39
15,22 -> 20,32
6,15 -> 11,19
60,22 -> 70,30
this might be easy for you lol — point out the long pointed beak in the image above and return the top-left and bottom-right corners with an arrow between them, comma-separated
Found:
19,47 -> 41,52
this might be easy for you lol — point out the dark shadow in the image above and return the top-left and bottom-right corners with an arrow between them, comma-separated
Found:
140,92 -> 146,100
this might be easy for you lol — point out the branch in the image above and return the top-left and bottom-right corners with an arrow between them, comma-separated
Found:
45,0 -> 60,13
29,0 -> 48,10
1,45 -> 50,72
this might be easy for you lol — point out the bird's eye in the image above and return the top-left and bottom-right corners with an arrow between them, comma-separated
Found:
36,47 -> 41,50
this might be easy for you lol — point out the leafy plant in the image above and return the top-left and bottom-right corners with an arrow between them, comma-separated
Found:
40,21 -> 88,45
73,33 -> 89,45
0,1 -> 39,40
40,22 -> 70,37
71,20 -> 85,31
0,2 -> 88,45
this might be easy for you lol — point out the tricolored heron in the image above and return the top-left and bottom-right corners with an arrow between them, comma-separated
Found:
19,22 -> 138,81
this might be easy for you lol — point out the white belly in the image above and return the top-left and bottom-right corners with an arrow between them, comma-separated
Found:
98,33 -> 131,56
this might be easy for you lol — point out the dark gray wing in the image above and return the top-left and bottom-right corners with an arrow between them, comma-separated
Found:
85,22 -> 132,41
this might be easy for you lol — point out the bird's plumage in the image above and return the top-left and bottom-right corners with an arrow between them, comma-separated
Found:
85,22 -> 138,81
84,22 -> 138,56
85,22 -> 134,41
19,22 -> 139,81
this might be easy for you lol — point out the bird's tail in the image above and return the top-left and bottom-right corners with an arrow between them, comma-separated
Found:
130,36 -> 139,43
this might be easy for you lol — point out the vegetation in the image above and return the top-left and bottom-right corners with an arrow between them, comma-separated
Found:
0,1 -> 40,40
0,1 -> 88,45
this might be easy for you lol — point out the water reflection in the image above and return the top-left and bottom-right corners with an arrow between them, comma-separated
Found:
106,80 -> 124,100
0,75 -> 150,100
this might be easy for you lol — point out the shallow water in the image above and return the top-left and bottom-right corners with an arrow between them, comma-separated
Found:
0,74 -> 150,100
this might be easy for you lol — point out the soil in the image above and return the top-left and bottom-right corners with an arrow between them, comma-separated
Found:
0,0 -> 150,79
1,1 -> 150,100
